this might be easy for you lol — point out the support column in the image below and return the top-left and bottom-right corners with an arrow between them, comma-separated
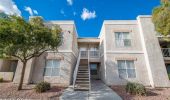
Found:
137,15 -> 170,87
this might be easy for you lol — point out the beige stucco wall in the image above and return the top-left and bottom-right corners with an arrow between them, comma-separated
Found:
105,53 -> 150,86
104,21 -> 143,51
12,21 -> 78,85
99,16 -> 170,87
0,60 -> 11,72
99,24 -> 107,83
137,16 -> 170,87
13,58 -> 35,84
30,52 -> 76,86
0,72 -> 14,81
100,20 -> 150,86
72,25 -> 79,56
43,21 -> 78,54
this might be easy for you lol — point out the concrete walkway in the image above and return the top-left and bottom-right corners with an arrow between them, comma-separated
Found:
60,80 -> 122,100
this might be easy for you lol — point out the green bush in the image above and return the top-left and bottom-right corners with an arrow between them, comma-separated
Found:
34,81 -> 51,93
126,82 -> 146,96
168,74 -> 170,80
0,77 -> 3,82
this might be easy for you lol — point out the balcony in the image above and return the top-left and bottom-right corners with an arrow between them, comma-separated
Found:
162,48 -> 170,57
80,50 -> 100,59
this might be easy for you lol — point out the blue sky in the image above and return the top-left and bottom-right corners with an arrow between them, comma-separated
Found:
1,0 -> 160,37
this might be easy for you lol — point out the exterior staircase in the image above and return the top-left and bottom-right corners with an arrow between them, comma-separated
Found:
73,51 -> 91,91
75,63 -> 90,91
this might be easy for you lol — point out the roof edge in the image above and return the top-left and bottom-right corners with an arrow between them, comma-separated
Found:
45,20 -> 75,24
78,37 -> 99,39
137,15 -> 152,19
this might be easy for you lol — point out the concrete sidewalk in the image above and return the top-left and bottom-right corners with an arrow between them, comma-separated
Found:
60,80 -> 122,100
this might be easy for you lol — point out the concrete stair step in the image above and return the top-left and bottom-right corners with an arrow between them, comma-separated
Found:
78,72 -> 89,74
77,76 -> 89,78
77,73 -> 88,75
78,69 -> 88,71
76,84 -> 90,87
76,77 -> 89,79
79,67 -> 88,68
79,67 -> 88,69
77,75 -> 88,77
79,64 -> 88,66
76,81 -> 89,84
79,69 -> 88,70
74,87 -> 89,91
78,73 -> 89,75
78,70 -> 89,72
79,74 -> 88,75
76,79 -> 89,81
79,66 -> 88,67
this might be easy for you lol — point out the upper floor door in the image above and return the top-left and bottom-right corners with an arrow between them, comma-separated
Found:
80,47 -> 87,51
89,45 -> 99,51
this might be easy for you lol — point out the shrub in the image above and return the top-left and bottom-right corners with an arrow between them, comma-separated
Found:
34,81 -> 51,93
168,74 -> 170,80
126,82 -> 146,96
0,77 -> 3,82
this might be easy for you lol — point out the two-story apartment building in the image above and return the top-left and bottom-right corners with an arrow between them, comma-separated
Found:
0,15 -> 170,91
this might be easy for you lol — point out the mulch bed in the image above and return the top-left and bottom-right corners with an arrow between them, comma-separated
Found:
111,85 -> 170,100
0,82 -> 66,100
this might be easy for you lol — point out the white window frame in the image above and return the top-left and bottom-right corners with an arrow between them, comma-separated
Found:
44,59 -> 61,77
117,60 -> 136,79
115,32 -> 132,47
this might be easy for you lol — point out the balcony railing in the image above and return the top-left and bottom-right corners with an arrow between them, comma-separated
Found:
162,48 -> 170,57
80,51 -> 88,58
89,50 -> 100,58
80,50 -> 100,58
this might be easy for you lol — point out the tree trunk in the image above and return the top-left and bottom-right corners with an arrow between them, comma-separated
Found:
18,60 -> 27,90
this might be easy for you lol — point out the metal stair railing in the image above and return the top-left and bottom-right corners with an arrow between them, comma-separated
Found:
162,48 -> 170,57
73,51 -> 81,90
88,50 -> 91,91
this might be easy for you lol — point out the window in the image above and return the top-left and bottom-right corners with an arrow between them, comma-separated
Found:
115,32 -> 131,47
117,60 -> 136,79
44,59 -> 60,76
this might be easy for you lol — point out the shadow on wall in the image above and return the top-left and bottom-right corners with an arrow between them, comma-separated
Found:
30,52 -> 76,85
0,60 -> 18,81
0,60 -> 18,72
59,52 -> 77,85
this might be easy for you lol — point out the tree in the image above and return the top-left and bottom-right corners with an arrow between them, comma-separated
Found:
152,0 -> 170,36
0,12 -> 9,19
0,16 -> 62,90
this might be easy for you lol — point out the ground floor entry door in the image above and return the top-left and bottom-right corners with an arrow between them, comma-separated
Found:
90,63 -> 100,80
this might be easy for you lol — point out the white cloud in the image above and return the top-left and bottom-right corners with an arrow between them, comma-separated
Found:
33,10 -> 38,15
73,12 -> 76,16
0,0 -> 21,16
25,6 -> 33,16
60,9 -> 66,16
60,9 -> 64,14
81,8 -> 96,21
67,0 -> 73,6
24,6 -> 38,16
